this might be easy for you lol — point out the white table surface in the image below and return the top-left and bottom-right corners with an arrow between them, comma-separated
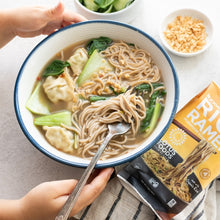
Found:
0,0 -> 219,218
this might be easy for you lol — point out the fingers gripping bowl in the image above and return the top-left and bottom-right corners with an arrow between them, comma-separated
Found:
14,21 -> 179,168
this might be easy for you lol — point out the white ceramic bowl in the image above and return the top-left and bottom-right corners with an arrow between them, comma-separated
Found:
160,8 -> 214,57
14,20 -> 179,168
74,0 -> 141,23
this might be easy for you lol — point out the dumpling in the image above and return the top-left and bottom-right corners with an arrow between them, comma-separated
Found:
43,126 -> 74,153
43,75 -> 73,103
68,48 -> 88,75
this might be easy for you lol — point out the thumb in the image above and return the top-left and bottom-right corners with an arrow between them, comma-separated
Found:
47,0 -> 64,18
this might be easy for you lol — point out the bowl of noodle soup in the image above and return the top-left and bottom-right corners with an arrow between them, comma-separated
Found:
14,20 -> 179,168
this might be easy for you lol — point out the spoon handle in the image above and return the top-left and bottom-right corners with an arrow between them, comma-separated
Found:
55,132 -> 114,220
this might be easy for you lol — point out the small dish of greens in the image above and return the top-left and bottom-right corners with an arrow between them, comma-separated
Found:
79,0 -> 134,13
74,0 -> 141,23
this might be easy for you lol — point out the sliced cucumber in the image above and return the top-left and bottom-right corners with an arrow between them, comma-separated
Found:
25,81 -> 50,115
77,49 -> 113,87
113,0 -> 133,11
34,111 -> 72,127
84,0 -> 99,11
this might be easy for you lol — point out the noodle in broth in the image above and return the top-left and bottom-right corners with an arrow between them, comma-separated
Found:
30,38 -> 166,160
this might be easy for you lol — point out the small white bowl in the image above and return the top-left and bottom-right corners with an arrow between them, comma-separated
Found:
74,0 -> 141,23
14,21 -> 179,168
160,8 -> 214,57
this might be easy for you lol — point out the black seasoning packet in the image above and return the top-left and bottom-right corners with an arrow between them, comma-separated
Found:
118,154 -> 189,219
117,82 -> 220,220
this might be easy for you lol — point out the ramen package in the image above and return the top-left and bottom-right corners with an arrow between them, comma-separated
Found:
118,81 -> 220,220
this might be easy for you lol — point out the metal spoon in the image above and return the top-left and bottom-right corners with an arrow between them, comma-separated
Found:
55,122 -> 130,220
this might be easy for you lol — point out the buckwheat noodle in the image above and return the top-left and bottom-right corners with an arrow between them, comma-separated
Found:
73,90 -> 146,159
62,41 -> 163,159
43,41 -> 165,159
75,41 -> 161,99
143,140 -> 216,202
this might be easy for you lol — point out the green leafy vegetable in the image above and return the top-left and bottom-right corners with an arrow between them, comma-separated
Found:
84,0 -> 99,11
34,111 -> 72,127
80,0 -> 134,13
135,83 -> 164,92
77,49 -> 113,86
144,101 -> 163,136
109,86 -> 118,95
109,86 -> 126,95
25,81 -> 50,115
101,4 -> 113,12
94,0 -> 115,8
141,89 -> 166,135
89,95 -> 110,102
43,60 -> 70,77
127,43 -> 135,47
113,0 -> 133,11
86,37 -> 113,56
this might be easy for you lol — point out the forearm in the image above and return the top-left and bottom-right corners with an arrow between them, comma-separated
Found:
0,10 -> 16,48
0,199 -> 24,220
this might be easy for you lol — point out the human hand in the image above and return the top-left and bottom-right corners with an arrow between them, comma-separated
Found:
10,1 -> 87,38
0,1 -> 87,48
19,168 -> 113,220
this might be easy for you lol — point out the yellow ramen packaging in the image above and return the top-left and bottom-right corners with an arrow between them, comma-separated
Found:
118,81 -> 220,220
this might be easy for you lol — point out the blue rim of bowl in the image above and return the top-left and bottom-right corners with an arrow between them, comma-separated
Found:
14,20 -> 179,168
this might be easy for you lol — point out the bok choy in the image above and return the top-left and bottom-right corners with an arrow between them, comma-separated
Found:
140,85 -> 166,136
80,0 -> 134,13
34,111 -> 72,127
43,60 -> 70,77
86,36 -> 113,55
25,81 -> 50,115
